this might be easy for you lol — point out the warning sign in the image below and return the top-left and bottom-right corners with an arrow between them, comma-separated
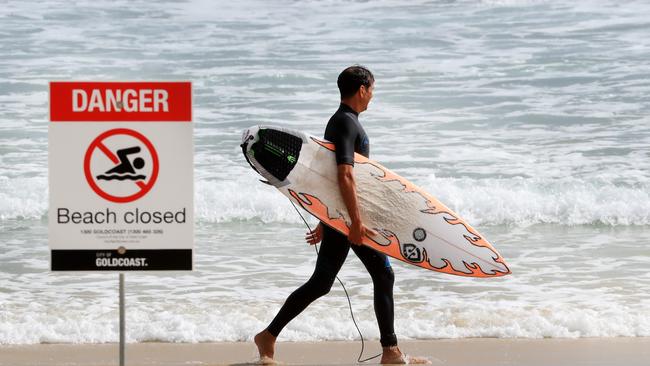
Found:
49,81 -> 193,271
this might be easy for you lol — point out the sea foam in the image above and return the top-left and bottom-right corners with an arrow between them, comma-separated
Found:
1,175 -> 648,226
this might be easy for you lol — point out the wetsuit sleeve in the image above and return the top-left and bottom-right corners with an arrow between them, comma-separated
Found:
330,121 -> 356,166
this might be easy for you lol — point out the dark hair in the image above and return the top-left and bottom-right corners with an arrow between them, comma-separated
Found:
337,65 -> 374,99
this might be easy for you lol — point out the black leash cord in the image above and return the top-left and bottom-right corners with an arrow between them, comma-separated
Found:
290,200 -> 382,363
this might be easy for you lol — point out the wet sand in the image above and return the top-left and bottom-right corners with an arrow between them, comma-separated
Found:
1,337 -> 649,366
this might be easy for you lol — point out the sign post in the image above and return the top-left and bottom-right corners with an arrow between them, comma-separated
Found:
49,81 -> 193,365
120,272 -> 125,366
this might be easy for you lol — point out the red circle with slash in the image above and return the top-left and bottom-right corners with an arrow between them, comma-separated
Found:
84,128 -> 159,203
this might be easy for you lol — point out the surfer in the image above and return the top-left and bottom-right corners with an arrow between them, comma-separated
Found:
254,66 -> 429,364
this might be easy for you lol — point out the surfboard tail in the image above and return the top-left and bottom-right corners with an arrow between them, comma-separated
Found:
241,125 -> 305,187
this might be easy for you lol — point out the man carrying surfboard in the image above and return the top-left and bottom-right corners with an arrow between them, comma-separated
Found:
254,66 -> 429,364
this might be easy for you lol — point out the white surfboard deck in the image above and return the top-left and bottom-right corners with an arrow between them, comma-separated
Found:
241,125 -> 510,278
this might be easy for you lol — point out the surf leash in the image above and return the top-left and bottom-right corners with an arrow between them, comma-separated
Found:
289,200 -> 382,363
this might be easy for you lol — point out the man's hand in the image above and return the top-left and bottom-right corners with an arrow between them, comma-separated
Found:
348,220 -> 378,246
305,222 -> 324,245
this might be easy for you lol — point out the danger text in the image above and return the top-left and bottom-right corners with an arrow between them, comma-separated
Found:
72,88 -> 169,112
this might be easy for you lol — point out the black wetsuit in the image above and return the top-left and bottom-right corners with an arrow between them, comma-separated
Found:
266,103 -> 397,347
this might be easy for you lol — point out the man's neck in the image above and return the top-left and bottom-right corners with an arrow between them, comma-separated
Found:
340,99 -> 363,114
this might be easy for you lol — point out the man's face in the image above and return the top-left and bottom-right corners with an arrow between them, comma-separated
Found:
360,82 -> 374,111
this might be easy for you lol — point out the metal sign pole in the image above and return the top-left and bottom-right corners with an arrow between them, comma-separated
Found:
119,272 -> 125,366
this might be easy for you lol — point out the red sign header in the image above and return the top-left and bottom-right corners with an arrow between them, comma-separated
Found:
50,82 -> 192,122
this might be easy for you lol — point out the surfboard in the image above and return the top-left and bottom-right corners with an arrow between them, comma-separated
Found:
241,125 -> 511,278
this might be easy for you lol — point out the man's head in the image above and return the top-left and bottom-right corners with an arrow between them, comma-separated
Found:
338,65 -> 374,112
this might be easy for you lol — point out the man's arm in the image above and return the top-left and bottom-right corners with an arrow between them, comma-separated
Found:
337,163 -> 376,245
337,164 -> 362,223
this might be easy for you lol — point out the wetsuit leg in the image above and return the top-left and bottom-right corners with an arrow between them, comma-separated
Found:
266,225 -> 350,337
350,244 -> 397,347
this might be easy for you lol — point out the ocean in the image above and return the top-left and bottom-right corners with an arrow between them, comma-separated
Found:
1,0 -> 649,344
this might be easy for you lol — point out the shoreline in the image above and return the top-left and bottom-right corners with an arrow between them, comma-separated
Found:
1,337 -> 649,366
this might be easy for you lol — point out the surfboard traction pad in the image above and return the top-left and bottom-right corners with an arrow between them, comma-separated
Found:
242,126 -> 511,278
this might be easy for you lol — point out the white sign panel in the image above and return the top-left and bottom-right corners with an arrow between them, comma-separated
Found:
49,81 -> 193,271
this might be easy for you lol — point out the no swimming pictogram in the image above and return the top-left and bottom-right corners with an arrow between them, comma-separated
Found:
84,128 -> 159,203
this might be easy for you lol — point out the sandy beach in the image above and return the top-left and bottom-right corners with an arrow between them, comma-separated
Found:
2,337 -> 649,366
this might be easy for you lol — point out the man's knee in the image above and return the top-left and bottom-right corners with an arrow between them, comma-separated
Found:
372,266 -> 395,290
307,272 -> 336,298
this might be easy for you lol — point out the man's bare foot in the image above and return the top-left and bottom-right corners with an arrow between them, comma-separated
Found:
254,329 -> 277,362
381,346 -> 431,364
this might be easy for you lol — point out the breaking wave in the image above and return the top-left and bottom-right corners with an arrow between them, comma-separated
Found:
2,175 -> 647,227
